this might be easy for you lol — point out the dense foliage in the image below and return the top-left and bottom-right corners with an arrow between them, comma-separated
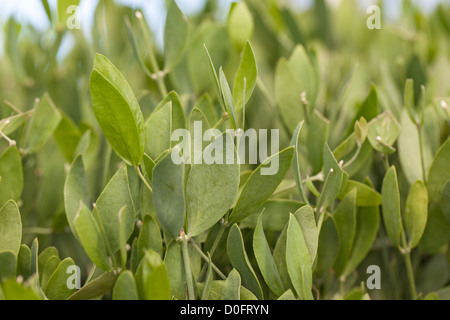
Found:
0,0 -> 449,300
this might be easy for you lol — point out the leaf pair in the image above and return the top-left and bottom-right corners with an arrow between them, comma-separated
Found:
382,167 -> 428,250
65,156 -> 135,271
205,41 -> 257,128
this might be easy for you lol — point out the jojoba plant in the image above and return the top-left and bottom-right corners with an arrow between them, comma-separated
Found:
0,0 -> 449,301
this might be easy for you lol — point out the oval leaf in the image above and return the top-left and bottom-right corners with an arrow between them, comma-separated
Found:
90,54 -> 145,166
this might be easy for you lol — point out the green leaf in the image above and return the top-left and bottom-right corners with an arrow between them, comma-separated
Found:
398,110 -> 432,185
90,54 -> 145,166
333,189 -> 357,276
354,117 -> 368,147
253,212 -> 284,296
142,153 -> 156,184
293,206 -> 319,264
40,256 -> 60,291
41,0 -> 52,23
0,251 -> 16,280
145,91 -> 186,160
152,150 -> 185,238
289,45 -> 318,112
53,112 -> 82,162
227,224 -> 263,300
441,181 -> 450,224
344,206 -> 380,277
219,68 -> 237,130
17,244 -> 31,279
164,241 -> 186,300
95,165 -> 135,253
233,41 -> 257,112
197,280 -> 258,300
22,93 -> 61,154
367,111 -> 401,154
195,94 -> 218,126
240,199 -> 304,231
73,202 -> 111,271
290,121 -> 308,202
273,225 -> 294,292
221,269 -> 241,300
44,258 -> 77,300
229,147 -> 295,224
0,200 -> 22,256
404,181 -> 428,249
188,107 -> 211,163
338,180 -> 382,207
1,279 -> 40,300
319,144 -> 346,211
315,216 -> 339,276
286,214 -> 313,300
307,110 -> 330,174
354,85 -> 379,124
67,272 -> 119,300
204,45 -> 222,107
135,250 -> 171,300
381,166 -> 402,248
428,138 -> 450,203
201,253 -> 213,300
64,155 -> 89,240
404,79 -> 424,126
164,0 -> 189,71
113,271 -> 139,300
138,214 -> 163,259
0,110 -> 31,136
275,58 -> 304,134
0,146 -> 23,207
278,289 -> 297,300
186,134 -> 239,237
227,2 -> 254,51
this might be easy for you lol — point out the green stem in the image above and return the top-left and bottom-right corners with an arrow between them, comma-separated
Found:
417,127 -> 427,185
213,113 -> 228,129
198,220 -> 227,280
256,77 -> 275,108
137,12 -> 168,98
401,232 -> 417,300
316,169 -> 334,214
181,235 -> 195,300
189,239 -> 226,280
383,152 -> 390,172
93,207 -> 119,271
343,144 -> 362,169
135,166 -> 153,193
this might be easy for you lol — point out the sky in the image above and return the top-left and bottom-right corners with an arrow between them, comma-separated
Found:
0,0 -> 446,57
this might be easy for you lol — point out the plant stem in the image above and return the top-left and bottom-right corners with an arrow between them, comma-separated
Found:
189,239 -> 226,280
417,127 -> 427,185
136,12 -> 168,98
93,207 -> 119,271
402,251 -> 417,300
256,77 -> 275,108
197,220 -> 227,280
181,235 -> 195,300
213,113 -> 228,129
343,144 -> 362,169
135,166 -> 152,193
383,152 -> 390,171
400,232 -> 417,300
